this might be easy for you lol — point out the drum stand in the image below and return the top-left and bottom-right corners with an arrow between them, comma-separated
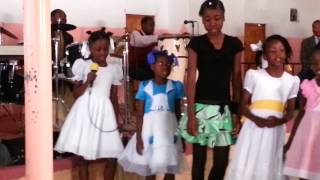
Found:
52,31 -> 69,127
121,31 -> 135,132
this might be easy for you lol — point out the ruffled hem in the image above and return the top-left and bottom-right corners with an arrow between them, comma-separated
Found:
118,156 -> 180,176
177,114 -> 234,148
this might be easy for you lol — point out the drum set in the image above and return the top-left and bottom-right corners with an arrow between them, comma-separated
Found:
0,26 -> 24,124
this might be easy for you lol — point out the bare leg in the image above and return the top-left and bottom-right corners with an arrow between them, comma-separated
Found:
104,158 -> 117,180
164,173 -> 175,180
79,159 -> 89,180
146,175 -> 156,180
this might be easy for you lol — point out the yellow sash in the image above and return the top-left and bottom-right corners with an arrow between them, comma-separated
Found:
240,100 -> 284,123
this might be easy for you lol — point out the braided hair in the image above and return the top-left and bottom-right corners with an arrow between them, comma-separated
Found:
199,0 -> 225,16
87,27 -> 112,48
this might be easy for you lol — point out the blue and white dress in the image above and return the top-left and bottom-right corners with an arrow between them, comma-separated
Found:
118,80 -> 185,176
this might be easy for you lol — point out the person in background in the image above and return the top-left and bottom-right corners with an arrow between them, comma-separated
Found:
51,8 -> 74,53
129,16 -> 158,81
298,20 -> 320,81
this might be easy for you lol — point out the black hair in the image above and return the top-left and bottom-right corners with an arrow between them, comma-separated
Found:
262,34 -> 292,63
312,20 -> 320,27
141,16 -> 154,26
199,0 -> 225,16
51,9 -> 65,17
87,27 -> 111,47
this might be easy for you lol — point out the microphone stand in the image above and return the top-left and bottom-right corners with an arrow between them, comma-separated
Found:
121,29 -> 132,132
52,27 -> 69,129
191,22 -> 195,36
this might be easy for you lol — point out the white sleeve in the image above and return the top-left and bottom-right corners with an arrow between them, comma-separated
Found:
243,69 -> 256,94
129,31 -> 158,47
71,58 -> 86,81
111,64 -> 123,85
288,76 -> 300,99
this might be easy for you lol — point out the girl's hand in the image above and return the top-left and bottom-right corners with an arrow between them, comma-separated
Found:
252,117 -> 266,128
136,135 -> 144,155
187,112 -> 198,136
85,72 -> 97,85
232,117 -> 242,135
265,116 -> 283,127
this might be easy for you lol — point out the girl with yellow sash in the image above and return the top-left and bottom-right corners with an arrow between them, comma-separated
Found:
226,35 -> 300,180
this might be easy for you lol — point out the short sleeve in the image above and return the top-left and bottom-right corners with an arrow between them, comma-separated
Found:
243,69 -> 256,94
231,37 -> 244,54
174,81 -> 186,99
135,81 -> 147,100
111,63 -> 123,85
300,79 -> 311,98
288,76 -> 300,99
71,58 -> 87,81
187,36 -> 200,53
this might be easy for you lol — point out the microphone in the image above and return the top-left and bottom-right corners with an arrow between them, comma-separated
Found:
89,63 -> 99,87
184,20 -> 197,24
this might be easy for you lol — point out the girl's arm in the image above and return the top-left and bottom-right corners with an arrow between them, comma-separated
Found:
232,52 -> 243,108
110,85 -> 121,127
186,48 -> 198,136
284,96 -> 306,152
241,89 -> 267,127
72,72 -> 96,98
175,100 -> 182,121
136,100 -> 145,155
232,52 -> 243,134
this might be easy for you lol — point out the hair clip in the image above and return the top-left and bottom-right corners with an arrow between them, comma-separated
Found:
147,50 -> 178,66
147,50 -> 157,65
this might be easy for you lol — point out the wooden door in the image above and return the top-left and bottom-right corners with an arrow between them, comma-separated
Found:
242,23 -> 266,77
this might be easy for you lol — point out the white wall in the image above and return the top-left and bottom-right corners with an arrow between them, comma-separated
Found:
188,0 -> 320,38
0,0 -> 23,23
0,0 -> 188,33
243,0 -> 320,37
0,0 -> 319,37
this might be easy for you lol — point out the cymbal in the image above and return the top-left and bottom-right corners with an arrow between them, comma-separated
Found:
51,23 -> 76,31
0,26 -> 18,40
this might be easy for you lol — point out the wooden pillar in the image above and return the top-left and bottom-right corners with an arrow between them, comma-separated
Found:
23,0 -> 53,179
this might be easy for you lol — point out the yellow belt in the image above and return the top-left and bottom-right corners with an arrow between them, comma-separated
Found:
240,100 -> 284,123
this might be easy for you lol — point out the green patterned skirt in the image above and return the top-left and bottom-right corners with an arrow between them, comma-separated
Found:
177,103 -> 234,148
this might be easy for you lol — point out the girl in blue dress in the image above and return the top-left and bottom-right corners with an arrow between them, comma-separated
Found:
118,50 -> 185,180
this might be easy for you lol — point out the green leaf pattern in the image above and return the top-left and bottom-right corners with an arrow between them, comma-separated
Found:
177,103 -> 233,147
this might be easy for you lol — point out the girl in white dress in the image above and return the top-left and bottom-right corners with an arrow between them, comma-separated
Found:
118,50 -> 185,180
225,35 -> 300,180
54,29 -> 123,180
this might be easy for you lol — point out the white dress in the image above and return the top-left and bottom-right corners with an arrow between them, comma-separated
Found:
226,69 -> 300,180
54,58 -> 124,160
118,80 -> 183,176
